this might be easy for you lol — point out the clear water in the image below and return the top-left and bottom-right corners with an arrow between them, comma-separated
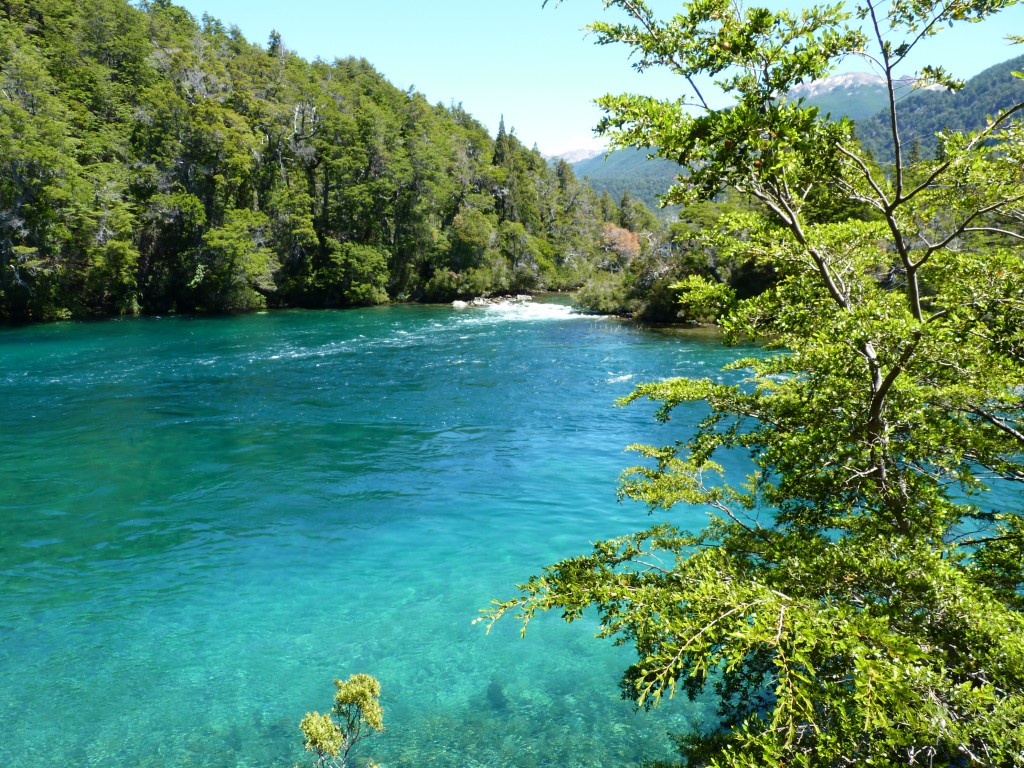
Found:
0,301 -> 749,768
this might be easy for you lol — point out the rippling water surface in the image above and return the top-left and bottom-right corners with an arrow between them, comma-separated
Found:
1,301 -> 750,767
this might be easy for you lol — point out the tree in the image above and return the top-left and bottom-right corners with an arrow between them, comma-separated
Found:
486,1 -> 1024,765
299,673 -> 384,768
0,0 -> 619,319
618,191 -> 658,234
195,208 -> 278,310
314,240 -> 389,306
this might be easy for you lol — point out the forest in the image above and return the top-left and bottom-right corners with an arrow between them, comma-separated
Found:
0,0 -> 657,321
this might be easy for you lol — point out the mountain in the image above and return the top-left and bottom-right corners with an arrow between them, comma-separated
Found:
570,54 -> 1024,214
788,71 -> 957,121
789,71 -> 893,121
569,74 -> 895,214
549,147 -> 604,163
854,54 -> 1024,163
573,147 -> 682,217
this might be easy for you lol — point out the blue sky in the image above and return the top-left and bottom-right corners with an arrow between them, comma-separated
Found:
173,0 -> 1024,156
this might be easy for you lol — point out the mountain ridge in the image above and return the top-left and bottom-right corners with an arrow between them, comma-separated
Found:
573,54 -> 1024,209
854,53 -> 1024,162
573,147 -> 682,216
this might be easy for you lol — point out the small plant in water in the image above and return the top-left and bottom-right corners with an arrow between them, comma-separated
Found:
299,673 -> 384,768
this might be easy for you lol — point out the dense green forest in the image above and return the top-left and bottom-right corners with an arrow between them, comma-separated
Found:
573,189 -> 777,322
0,0 -> 647,321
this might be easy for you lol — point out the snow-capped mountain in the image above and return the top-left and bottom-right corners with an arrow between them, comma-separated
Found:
789,71 -> 886,98
787,72 -> 952,120
787,72 -> 892,120
548,147 -> 605,163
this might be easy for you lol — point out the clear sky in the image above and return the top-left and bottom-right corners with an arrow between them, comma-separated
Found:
173,0 -> 1024,157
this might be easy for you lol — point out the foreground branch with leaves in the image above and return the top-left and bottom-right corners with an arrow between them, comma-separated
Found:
486,0 -> 1024,764
299,674 -> 384,768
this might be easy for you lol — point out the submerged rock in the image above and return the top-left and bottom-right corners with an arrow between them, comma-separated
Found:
486,679 -> 509,711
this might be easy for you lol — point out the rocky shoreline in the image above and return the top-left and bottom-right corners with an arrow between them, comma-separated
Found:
450,295 -> 534,309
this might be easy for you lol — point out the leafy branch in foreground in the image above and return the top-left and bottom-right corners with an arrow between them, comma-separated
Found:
299,674 -> 384,768
492,1 -> 1024,765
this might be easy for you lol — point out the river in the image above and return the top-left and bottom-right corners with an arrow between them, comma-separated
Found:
0,300 -> 750,767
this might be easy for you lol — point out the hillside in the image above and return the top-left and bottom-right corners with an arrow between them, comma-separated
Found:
854,54 -> 1024,163
579,55 -> 1024,213
0,0 -> 620,321
789,71 -> 894,120
570,74 -> 901,213
573,147 -> 682,217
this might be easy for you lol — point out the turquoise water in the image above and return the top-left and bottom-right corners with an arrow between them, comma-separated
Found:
0,301 -> 747,768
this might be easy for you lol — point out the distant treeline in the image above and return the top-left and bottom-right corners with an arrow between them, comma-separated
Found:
574,147 -> 683,218
0,0 -> 647,321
